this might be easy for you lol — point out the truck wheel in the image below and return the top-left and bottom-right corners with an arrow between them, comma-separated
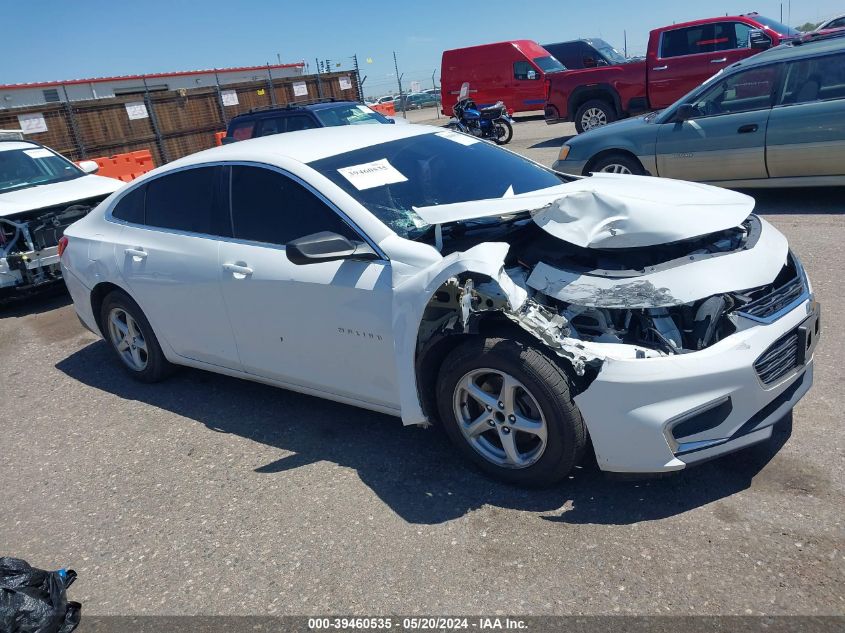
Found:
436,337 -> 587,487
100,290 -> 174,383
589,153 -> 645,176
575,99 -> 616,133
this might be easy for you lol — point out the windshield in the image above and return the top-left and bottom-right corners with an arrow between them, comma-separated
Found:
592,39 -> 628,65
308,132 -> 564,239
313,104 -> 389,126
0,146 -> 83,194
750,15 -> 800,36
533,56 -> 567,73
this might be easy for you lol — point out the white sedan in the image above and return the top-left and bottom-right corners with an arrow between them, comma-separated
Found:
60,125 -> 818,485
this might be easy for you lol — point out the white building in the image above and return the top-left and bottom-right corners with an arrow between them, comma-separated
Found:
0,62 -> 305,110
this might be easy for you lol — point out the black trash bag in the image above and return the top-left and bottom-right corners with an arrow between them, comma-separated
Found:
0,557 -> 80,633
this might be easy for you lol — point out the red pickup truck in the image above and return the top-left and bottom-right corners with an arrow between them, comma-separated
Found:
545,13 -> 797,133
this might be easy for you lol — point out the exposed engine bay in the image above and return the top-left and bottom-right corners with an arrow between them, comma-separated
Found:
416,212 -> 806,381
0,195 -> 108,292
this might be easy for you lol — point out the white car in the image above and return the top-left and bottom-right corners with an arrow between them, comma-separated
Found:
60,125 -> 819,485
1,140 -> 122,298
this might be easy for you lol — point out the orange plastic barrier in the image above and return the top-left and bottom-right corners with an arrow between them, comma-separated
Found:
372,102 -> 395,116
214,131 -> 226,146
79,150 -> 155,182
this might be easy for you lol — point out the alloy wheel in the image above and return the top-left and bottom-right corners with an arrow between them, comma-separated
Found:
107,307 -> 149,371
581,107 -> 607,131
452,368 -> 548,469
600,163 -> 633,174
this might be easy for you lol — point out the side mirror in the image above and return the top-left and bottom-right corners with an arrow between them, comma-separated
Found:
221,136 -> 237,145
286,231 -> 379,265
78,160 -> 99,174
749,29 -> 772,50
675,103 -> 695,122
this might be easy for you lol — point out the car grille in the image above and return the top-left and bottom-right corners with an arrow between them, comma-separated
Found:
740,275 -> 805,320
738,253 -> 806,322
754,330 -> 801,385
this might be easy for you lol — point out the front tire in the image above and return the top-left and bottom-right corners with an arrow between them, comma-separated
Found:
100,290 -> 174,383
492,119 -> 513,144
436,337 -> 587,486
574,99 -> 616,133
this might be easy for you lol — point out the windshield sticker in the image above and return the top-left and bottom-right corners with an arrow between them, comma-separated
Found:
436,130 -> 479,146
337,159 -> 408,190
23,148 -> 53,159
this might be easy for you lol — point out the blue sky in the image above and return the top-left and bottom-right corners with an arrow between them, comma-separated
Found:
2,0 -> 841,97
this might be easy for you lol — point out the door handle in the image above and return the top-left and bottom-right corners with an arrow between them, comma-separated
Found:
223,262 -> 254,276
737,124 -> 758,134
652,65 -> 668,71
124,248 -> 147,260
711,57 -> 728,63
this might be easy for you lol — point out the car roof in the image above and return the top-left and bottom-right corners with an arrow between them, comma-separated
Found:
164,123 -> 437,169
727,34 -> 845,71
231,100 -> 361,120
0,140 -> 40,153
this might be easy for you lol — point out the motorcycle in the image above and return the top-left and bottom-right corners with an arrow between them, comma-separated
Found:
447,82 -> 514,145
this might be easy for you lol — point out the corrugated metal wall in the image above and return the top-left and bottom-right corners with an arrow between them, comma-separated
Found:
0,72 -> 360,166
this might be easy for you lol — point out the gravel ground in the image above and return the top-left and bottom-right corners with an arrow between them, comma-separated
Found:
1,117 -> 843,616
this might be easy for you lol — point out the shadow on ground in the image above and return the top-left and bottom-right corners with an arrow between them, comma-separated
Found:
529,134 -> 575,149
0,286 -> 70,319
57,340 -> 792,525
742,187 -> 845,215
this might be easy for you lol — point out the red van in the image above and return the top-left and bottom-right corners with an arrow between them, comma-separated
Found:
440,40 -> 565,115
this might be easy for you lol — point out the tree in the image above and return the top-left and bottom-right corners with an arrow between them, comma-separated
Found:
796,21 -> 822,32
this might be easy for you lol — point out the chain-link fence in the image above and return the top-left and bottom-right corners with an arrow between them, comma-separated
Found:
0,70 -> 361,168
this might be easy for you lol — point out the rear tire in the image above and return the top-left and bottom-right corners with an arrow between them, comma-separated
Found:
574,99 -> 616,133
589,153 -> 645,176
100,290 -> 174,383
493,119 -> 513,145
436,337 -> 587,486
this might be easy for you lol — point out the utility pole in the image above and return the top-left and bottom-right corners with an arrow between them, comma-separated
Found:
393,51 -> 405,118
315,57 -> 323,99
431,68 -> 440,119
353,54 -> 363,102
624,30 -> 627,58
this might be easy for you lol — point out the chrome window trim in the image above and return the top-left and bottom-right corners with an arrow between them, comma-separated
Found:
105,160 -> 389,261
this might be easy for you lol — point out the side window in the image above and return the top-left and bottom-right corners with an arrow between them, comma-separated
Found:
828,17 -> 845,29
734,23 -> 753,48
145,166 -> 230,236
257,117 -> 283,137
111,185 -> 145,224
230,121 -> 255,141
780,53 -> 845,105
285,115 -> 318,132
709,22 -> 740,52
513,61 -> 538,80
688,65 -> 779,116
230,166 -> 359,246
661,25 -> 720,58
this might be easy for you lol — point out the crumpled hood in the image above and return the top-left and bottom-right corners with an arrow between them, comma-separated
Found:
0,175 -> 122,218
413,173 -> 755,249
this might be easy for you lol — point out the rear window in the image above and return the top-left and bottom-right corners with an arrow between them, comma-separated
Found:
533,56 -> 566,73
112,185 -> 145,224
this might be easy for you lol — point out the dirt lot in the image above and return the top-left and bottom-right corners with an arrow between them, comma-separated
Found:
1,117 -> 843,616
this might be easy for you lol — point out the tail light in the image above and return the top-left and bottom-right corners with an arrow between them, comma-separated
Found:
57,235 -> 69,258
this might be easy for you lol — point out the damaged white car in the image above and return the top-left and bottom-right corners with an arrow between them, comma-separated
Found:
60,125 -> 819,485
0,140 -> 122,299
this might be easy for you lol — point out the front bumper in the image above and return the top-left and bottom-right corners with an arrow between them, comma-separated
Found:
0,245 -> 63,295
551,159 -> 588,176
574,298 -> 819,473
